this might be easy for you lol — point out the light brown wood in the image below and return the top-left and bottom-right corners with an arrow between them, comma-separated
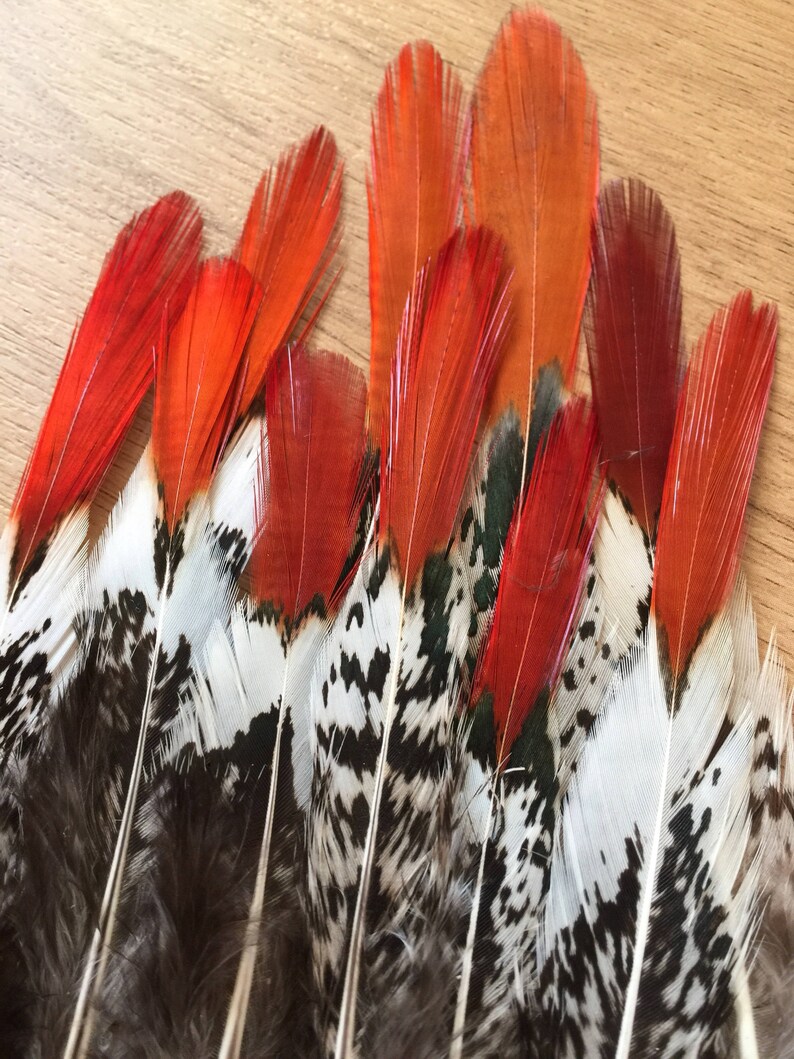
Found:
1,0 -> 792,659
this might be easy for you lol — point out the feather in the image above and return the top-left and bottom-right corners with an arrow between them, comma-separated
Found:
550,178 -> 683,799
235,126 -> 343,412
471,8 -> 598,439
451,399 -> 601,1058
199,128 -> 345,587
367,41 -> 468,439
98,346 -> 367,1058
586,179 -> 682,535
0,645 -> 140,1057
654,291 -> 776,676
743,627 -> 794,1057
539,618 -> 755,1058
59,257 -> 261,1059
308,228 -> 509,1057
215,346 -> 369,1058
0,191 -> 202,753
458,9 -> 600,683
539,289 -> 776,1058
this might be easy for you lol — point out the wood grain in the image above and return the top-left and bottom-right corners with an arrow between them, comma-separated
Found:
1,0 -> 792,660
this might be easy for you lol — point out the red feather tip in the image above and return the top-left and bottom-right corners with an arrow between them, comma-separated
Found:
586,179 -> 683,533
652,290 -> 776,676
152,258 -> 262,529
472,8 -> 599,432
472,397 -> 602,759
380,227 -> 510,590
235,127 -> 342,412
368,40 -> 469,440
249,344 -> 368,619
10,191 -> 202,573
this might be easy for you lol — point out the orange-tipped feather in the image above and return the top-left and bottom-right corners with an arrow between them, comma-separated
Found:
585,179 -> 682,533
472,398 -> 601,757
249,344 -> 368,616
368,42 -> 468,438
652,291 -> 776,675
381,228 -> 510,589
235,127 -> 342,411
10,192 -> 202,573
152,259 -> 262,528
472,9 -> 598,431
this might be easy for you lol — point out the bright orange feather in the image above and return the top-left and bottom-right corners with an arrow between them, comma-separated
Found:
152,258 -> 262,529
652,291 -> 776,676
472,398 -> 601,757
381,228 -> 510,589
249,345 -> 368,618
235,127 -> 342,412
10,192 -> 202,573
368,41 -> 468,439
472,9 -> 599,432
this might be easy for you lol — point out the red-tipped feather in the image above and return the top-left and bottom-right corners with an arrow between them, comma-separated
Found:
10,192 -> 202,572
653,291 -> 776,675
152,259 -> 262,528
472,9 -> 598,430
235,127 -> 342,411
585,179 -> 682,533
368,42 -> 468,438
380,228 -> 510,589
249,344 -> 368,615
472,398 -> 601,756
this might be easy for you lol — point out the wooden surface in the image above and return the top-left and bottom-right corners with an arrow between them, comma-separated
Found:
1,0 -> 792,660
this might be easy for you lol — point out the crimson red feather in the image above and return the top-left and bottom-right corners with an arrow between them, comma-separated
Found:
235,127 -> 342,412
10,192 -> 202,572
585,179 -> 682,533
652,290 -> 776,675
380,228 -> 510,590
368,41 -> 468,439
248,344 -> 368,617
472,398 -> 601,756
151,258 -> 262,529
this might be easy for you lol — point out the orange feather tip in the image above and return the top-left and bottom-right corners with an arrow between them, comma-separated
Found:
472,8 -> 599,433
248,344 -> 368,619
380,227 -> 511,589
234,127 -> 343,413
8,192 -> 202,575
652,290 -> 777,677
585,178 -> 683,534
152,258 -> 262,530
367,40 -> 469,440
471,396 -> 602,758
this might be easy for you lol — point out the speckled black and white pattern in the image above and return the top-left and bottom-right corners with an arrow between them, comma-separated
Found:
0,508 -> 89,755
539,620 -> 755,1059
551,487 -> 654,801
307,539 -> 473,1053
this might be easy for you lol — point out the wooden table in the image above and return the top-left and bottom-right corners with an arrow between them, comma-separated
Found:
1,0 -> 792,661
